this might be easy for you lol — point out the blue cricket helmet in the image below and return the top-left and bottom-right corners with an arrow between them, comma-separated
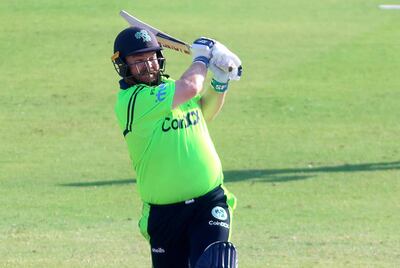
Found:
111,27 -> 166,85
113,27 -> 163,60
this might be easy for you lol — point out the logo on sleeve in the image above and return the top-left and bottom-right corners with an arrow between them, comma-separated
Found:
211,206 -> 228,221
156,83 -> 167,102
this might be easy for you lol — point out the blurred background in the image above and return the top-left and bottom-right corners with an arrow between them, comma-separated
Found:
1,0 -> 399,267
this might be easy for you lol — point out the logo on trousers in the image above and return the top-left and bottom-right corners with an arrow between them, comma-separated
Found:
211,206 -> 228,221
151,247 -> 166,254
209,220 -> 230,229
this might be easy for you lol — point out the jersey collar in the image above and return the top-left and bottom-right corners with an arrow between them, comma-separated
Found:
119,79 -> 131,90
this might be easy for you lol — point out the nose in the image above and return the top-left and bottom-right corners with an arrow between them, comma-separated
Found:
149,60 -> 160,73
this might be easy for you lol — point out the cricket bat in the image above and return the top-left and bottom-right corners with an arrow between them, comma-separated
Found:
119,10 -> 241,76
120,10 -> 191,55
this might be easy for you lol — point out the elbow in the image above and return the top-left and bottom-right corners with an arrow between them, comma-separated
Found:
173,75 -> 205,108
182,79 -> 203,98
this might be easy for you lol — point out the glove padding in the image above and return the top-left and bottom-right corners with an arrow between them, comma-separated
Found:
209,62 -> 240,93
209,63 -> 237,84
190,37 -> 215,66
211,42 -> 242,80
210,56 -> 242,81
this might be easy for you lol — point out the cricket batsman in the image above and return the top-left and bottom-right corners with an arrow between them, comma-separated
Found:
111,26 -> 242,268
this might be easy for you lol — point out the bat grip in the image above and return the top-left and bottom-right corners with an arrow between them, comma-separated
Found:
229,65 -> 242,76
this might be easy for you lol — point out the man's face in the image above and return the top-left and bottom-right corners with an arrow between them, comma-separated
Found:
125,51 -> 160,85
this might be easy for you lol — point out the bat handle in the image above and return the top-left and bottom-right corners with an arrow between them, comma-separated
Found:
237,65 -> 242,77
229,65 -> 242,77
217,65 -> 242,79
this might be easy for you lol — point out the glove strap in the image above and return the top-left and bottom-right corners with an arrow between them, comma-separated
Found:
211,79 -> 229,93
193,56 -> 210,67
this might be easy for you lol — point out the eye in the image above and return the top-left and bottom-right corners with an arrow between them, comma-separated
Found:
129,60 -> 144,66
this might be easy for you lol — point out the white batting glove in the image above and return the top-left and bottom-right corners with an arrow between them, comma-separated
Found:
190,37 -> 215,67
211,42 -> 242,80
209,63 -> 231,93
211,55 -> 242,81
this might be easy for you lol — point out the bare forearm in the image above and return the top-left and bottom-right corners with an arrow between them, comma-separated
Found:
179,62 -> 207,91
173,62 -> 207,108
200,87 -> 226,122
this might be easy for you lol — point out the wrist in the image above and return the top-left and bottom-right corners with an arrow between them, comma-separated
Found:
211,78 -> 229,93
193,56 -> 210,67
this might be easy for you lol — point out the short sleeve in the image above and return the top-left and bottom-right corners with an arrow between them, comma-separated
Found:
135,80 -> 175,119
119,80 -> 175,136
115,79 -> 175,136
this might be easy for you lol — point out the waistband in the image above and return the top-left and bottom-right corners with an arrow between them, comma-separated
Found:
149,185 -> 224,208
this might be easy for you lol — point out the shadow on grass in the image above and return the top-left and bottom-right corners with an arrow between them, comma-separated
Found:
224,161 -> 400,182
60,161 -> 400,187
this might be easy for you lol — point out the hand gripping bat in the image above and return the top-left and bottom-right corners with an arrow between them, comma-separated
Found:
119,10 -> 242,77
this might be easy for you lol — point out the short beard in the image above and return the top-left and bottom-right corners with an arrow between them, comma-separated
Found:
124,71 -> 161,86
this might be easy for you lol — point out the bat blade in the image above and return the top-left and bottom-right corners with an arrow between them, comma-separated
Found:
120,10 -> 191,55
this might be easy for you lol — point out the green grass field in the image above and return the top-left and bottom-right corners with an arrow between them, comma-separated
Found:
1,0 -> 400,267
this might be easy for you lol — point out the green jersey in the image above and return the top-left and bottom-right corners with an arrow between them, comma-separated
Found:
115,78 -> 223,204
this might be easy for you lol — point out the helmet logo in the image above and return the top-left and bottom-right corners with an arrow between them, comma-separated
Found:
135,30 -> 152,42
